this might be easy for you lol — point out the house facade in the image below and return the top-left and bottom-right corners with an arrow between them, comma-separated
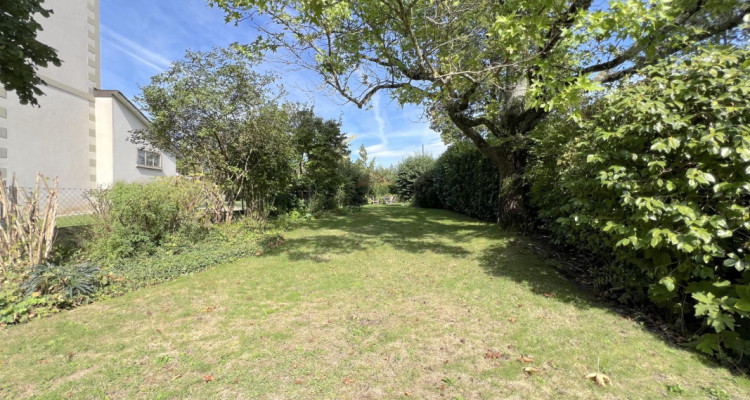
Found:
0,0 -> 175,190
94,90 -> 177,186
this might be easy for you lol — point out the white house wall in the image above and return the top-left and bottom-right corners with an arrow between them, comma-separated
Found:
0,0 -> 99,188
107,96 -> 177,184
94,97 -> 114,185
0,87 -> 92,188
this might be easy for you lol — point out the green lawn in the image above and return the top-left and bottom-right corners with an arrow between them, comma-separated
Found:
1,206 -> 748,399
56,214 -> 96,228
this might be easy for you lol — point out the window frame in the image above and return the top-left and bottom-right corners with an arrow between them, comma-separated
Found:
136,149 -> 162,170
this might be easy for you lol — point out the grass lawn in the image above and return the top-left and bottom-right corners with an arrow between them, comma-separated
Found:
56,214 -> 96,228
1,206 -> 748,399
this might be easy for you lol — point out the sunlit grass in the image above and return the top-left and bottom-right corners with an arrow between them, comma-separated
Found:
1,206 -> 747,399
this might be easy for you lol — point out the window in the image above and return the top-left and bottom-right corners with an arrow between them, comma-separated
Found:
137,149 -> 161,169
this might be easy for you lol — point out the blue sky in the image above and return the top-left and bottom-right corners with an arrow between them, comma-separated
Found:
99,0 -> 446,166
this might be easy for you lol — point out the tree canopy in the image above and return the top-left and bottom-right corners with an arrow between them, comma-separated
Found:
211,0 -> 748,223
132,47 -> 294,217
0,0 -> 61,106
289,108 -> 351,208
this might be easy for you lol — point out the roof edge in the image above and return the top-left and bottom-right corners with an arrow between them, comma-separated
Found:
94,89 -> 151,125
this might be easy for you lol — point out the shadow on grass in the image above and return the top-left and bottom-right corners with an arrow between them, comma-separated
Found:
280,207 -> 581,303
279,206 -> 493,263
273,205 -> 733,372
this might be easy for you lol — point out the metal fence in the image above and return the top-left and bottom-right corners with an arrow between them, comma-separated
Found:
2,187 -> 96,227
56,188 -> 97,227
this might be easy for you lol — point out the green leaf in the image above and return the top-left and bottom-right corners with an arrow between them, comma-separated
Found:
696,334 -> 720,355
735,299 -> 750,312
659,276 -> 676,292
736,285 -> 750,300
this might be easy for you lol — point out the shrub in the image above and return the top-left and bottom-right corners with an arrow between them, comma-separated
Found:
430,145 -> 501,222
0,172 -> 58,274
371,166 -> 396,198
413,169 -> 440,208
86,177 -> 224,262
95,219 -> 284,295
527,46 -> 750,362
338,159 -> 371,207
24,263 -> 99,306
393,154 -> 435,201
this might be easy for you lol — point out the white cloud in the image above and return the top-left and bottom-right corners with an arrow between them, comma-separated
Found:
101,24 -> 172,72
371,92 -> 388,146
365,143 -> 387,153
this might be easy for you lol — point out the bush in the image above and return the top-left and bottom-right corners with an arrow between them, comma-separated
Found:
0,172 -> 58,274
393,154 -> 435,202
24,263 -> 99,306
413,169 -> 440,208
429,145 -> 501,222
86,177 -> 224,262
371,166 -> 396,198
339,160 -> 371,207
95,219 -> 284,296
527,46 -> 750,362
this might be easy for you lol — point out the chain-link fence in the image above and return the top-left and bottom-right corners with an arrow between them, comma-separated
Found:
56,188 -> 97,227
2,187 -> 96,228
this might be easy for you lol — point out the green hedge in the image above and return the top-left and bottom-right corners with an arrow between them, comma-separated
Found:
393,154 -> 435,201
428,145 -> 501,222
413,169 -> 440,208
527,46 -> 750,362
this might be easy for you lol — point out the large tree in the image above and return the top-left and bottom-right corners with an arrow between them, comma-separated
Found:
289,108 -> 350,207
0,0 -> 61,106
132,47 -> 294,219
211,0 -> 748,224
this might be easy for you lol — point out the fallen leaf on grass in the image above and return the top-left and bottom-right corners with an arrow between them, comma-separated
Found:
519,355 -> 534,363
543,293 -> 555,298
586,372 -> 612,386
485,351 -> 501,359
343,377 -> 353,385
523,367 -> 539,375
508,317 -> 517,323
204,306 -> 215,313
295,379 -> 303,384
203,375 -> 214,383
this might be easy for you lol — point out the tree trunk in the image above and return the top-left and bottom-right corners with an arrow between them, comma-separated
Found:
493,147 -> 528,226
444,103 -> 533,226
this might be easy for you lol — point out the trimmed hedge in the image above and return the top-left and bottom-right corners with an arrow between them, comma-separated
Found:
527,46 -> 750,362
430,145 -> 501,222
413,169 -> 440,208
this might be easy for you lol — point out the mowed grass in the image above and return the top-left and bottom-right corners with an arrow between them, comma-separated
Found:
1,206 -> 748,399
